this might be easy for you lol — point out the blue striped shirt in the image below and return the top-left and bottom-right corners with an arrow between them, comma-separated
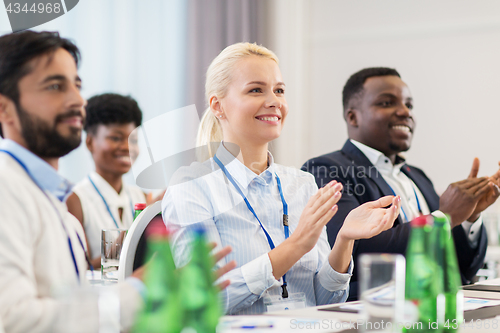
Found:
162,142 -> 352,314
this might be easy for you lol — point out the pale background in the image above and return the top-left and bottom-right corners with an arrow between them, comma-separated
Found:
1,0 -> 499,198
269,0 -> 500,197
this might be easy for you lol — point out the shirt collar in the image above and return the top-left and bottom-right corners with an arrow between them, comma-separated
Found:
89,171 -> 130,208
350,139 -> 406,173
0,139 -> 73,201
214,142 -> 275,189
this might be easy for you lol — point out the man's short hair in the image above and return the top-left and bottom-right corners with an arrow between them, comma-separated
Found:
84,93 -> 143,135
0,30 -> 80,138
342,67 -> 401,113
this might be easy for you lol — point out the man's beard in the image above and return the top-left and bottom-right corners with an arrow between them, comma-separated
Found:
17,104 -> 83,158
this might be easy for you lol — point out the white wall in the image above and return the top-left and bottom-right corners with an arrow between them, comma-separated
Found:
269,0 -> 500,194
2,0 -> 500,195
0,0 -> 188,186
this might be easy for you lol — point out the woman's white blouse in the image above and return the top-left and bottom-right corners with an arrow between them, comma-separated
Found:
162,143 -> 352,315
72,172 -> 146,259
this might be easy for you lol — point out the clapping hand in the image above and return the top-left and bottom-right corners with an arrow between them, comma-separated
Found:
440,158 -> 500,228
291,180 -> 343,254
269,180 -> 344,279
328,195 -> 401,274
337,195 -> 401,241
466,158 -> 500,222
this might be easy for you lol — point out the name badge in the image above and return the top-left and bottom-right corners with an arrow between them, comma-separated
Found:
263,292 -> 306,312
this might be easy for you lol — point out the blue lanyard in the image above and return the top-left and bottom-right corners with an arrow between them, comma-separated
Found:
0,150 -> 92,282
213,155 -> 291,298
388,183 -> 422,223
88,176 -> 134,228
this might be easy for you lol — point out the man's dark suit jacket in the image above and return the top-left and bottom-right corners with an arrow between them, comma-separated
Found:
301,140 -> 487,301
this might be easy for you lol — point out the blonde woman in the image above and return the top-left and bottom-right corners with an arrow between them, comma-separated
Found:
162,43 -> 401,315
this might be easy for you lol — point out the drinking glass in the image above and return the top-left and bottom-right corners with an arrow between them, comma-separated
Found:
101,229 -> 127,281
359,253 -> 406,333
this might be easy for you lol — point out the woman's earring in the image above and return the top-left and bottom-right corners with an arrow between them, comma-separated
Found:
218,114 -> 223,118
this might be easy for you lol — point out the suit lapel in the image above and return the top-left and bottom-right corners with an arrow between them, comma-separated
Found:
341,140 -> 404,225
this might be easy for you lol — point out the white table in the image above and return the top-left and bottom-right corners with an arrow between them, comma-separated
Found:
265,301 -> 500,333
219,289 -> 500,333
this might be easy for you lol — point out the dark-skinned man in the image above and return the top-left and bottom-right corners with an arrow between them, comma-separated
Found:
302,67 -> 500,301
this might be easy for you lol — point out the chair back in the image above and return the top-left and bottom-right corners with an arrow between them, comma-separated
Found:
118,201 -> 162,281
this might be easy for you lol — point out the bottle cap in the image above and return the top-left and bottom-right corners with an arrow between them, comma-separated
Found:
411,215 -> 433,227
145,217 -> 173,238
193,226 -> 206,237
134,203 -> 147,211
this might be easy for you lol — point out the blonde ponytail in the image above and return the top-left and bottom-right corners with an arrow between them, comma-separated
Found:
196,42 -> 279,161
196,107 -> 223,162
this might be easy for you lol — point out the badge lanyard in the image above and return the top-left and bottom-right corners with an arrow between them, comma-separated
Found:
388,183 -> 422,222
0,150 -> 93,282
88,176 -> 135,228
213,155 -> 291,298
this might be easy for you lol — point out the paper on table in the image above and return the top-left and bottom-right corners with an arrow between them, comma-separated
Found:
86,269 -> 119,281
472,278 -> 500,286
218,315 -> 348,332
463,297 -> 500,311
85,270 -> 118,287
337,297 -> 500,313
86,270 -> 101,280
340,303 -> 364,311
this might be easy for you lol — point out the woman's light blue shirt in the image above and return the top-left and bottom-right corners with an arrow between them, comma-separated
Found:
162,143 -> 352,315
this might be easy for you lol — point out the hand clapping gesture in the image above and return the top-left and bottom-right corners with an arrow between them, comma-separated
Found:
290,180 -> 344,254
277,180 -> 401,277
338,195 -> 402,242
466,158 -> 500,222
327,194 -> 401,274
440,158 -> 500,228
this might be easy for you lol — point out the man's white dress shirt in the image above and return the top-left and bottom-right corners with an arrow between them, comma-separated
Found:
351,140 -> 482,247
0,140 -> 142,333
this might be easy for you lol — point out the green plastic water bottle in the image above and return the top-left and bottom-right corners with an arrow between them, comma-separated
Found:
404,215 -> 441,332
134,203 -> 147,220
179,227 -> 221,333
132,220 -> 182,333
431,213 -> 463,332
